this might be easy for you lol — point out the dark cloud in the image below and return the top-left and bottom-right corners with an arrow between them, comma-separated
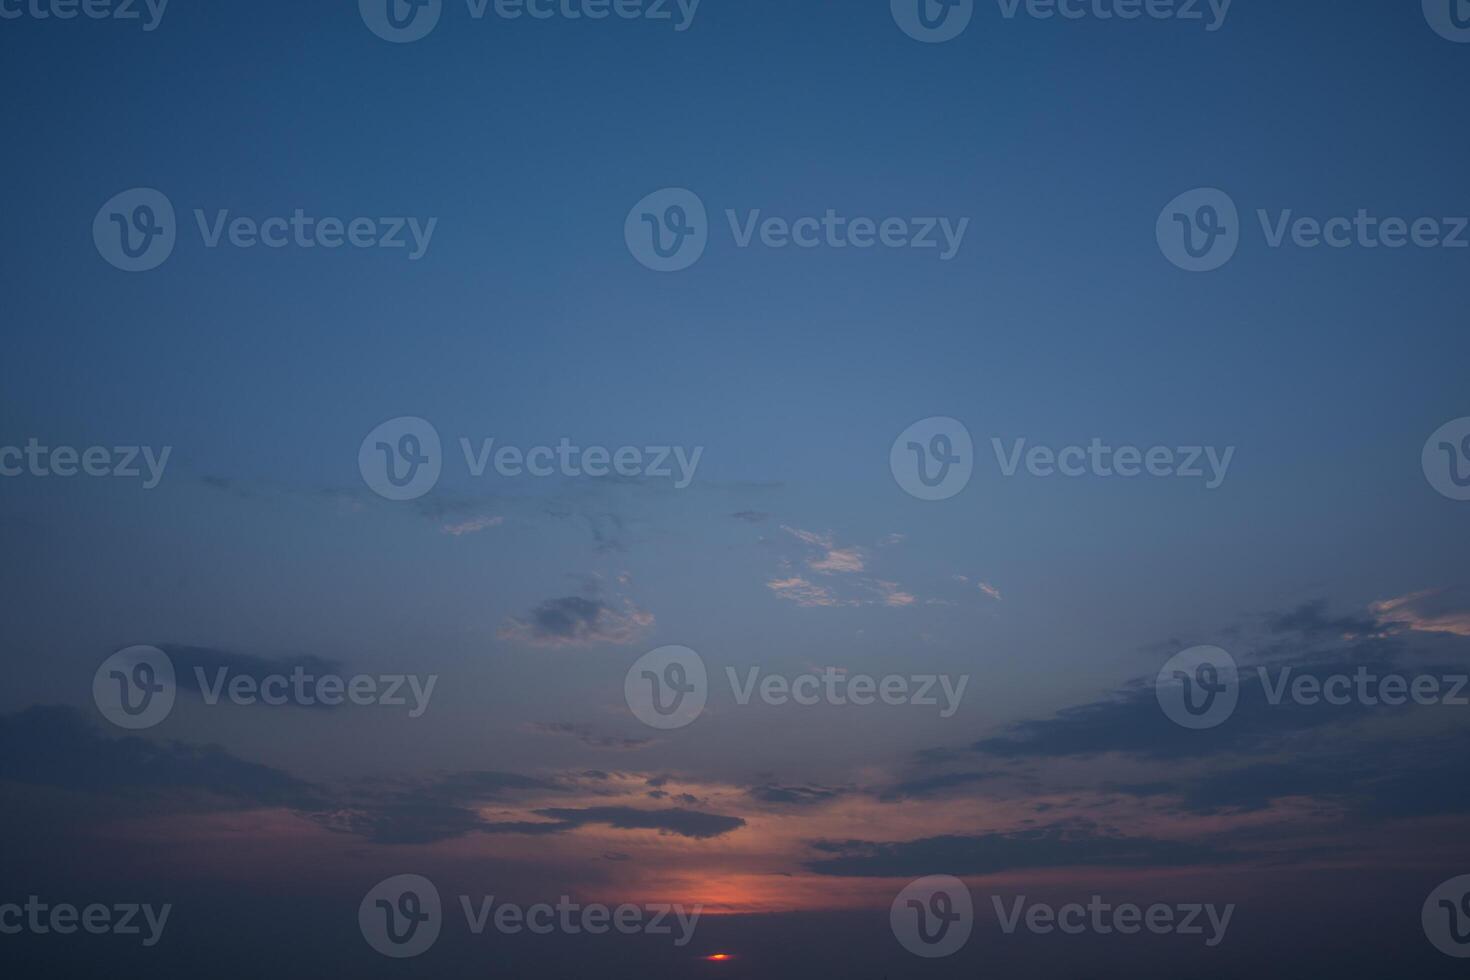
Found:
532,806 -> 746,839
162,645 -> 345,707
804,825 -> 1242,877
877,770 -> 1000,802
499,596 -> 653,648
1266,600 -> 1380,640
0,705 -> 319,809
748,784 -> 845,806
530,722 -> 653,750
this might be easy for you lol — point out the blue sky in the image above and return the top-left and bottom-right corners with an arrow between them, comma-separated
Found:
2,1 -> 1470,976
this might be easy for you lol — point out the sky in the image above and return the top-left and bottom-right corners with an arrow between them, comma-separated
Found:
2,0 -> 1470,976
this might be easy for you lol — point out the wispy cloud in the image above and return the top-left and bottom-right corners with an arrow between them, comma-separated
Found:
767,576 -> 853,608
442,515 -> 504,536
782,526 -> 866,574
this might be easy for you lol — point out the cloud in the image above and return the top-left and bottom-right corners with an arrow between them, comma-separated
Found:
731,511 -> 770,523
531,806 -> 746,839
747,784 -> 845,807
781,526 -> 866,574
161,645 -> 346,708
499,596 -> 654,649
766,576 -> 853,608
530,722 -> 653,750
0,705 -> 320,809
877,771 -> 1000,802
1372,589 -> 1470,637
804,825 -> 1241,877
978,582 -> 1003,601
442,515 -> 504,536
868,580 -> 916,607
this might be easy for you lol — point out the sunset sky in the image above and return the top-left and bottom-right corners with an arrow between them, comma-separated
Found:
3,1 -> 1469,976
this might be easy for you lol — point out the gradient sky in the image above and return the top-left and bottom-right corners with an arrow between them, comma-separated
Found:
3,1 -> 1469,976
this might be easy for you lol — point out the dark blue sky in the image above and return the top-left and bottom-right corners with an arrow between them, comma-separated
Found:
2,1 -> 1469,976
